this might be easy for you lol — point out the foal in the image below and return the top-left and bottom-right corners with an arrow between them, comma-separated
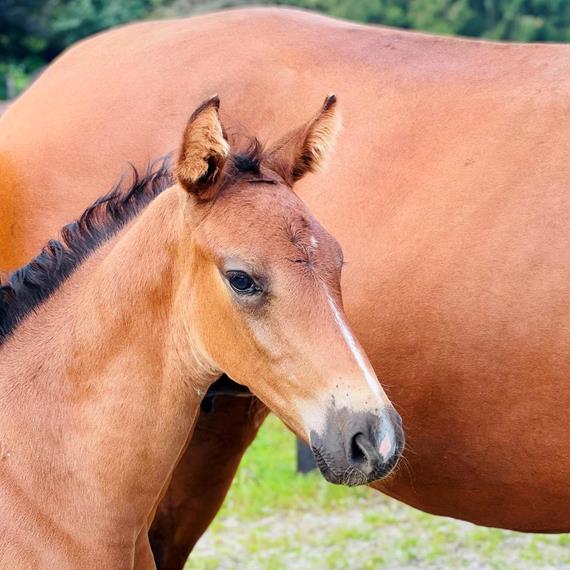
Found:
0,96 -> 403,568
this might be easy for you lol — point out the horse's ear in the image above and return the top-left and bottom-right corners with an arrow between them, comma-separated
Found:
175,96 -> 230,198
267,94 -> 341,185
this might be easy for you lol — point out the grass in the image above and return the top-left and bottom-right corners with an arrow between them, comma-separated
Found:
187,415 -> 569,569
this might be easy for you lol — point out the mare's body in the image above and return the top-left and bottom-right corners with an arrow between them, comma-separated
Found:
0,9 -> 568,566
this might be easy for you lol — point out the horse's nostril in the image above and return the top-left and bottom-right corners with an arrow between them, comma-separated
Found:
311,408 -> 404,486
350,432 -> 367,464
349,432 -> 380,475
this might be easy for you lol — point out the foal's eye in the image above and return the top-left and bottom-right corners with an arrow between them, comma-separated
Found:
226,271 -> 261,295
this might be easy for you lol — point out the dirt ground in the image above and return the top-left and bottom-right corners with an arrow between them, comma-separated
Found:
190,494 -> 570,570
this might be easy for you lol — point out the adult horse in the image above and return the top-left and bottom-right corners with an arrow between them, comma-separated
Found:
0,94 -> 403,567
0,6 -> 569,567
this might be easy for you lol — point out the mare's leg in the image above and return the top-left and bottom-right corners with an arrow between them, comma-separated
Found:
149,393 -> 268,570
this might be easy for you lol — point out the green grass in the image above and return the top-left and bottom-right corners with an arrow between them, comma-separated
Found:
188,415 -> 570,569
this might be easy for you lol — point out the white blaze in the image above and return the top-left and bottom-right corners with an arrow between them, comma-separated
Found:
323,286 -> 382,399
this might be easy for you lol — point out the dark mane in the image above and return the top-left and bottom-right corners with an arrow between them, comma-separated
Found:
0,158 -> 173,345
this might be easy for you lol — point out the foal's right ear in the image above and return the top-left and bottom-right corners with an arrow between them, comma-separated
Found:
175,96 -> 230,198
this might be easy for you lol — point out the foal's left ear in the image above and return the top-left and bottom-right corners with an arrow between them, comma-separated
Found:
175,95 -> 230,198
267,94 -> 341,185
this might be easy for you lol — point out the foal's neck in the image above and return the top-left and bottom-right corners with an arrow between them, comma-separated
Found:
0,187 -> 217,558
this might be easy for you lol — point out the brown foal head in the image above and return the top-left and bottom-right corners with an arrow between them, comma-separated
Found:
175,95 -> 403,485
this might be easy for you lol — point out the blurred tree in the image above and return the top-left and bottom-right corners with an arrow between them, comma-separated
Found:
47,0 -> 159,50
0,0 -> 159,98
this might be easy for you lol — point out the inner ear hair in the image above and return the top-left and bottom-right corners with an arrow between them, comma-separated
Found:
175,96 -> 231,197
